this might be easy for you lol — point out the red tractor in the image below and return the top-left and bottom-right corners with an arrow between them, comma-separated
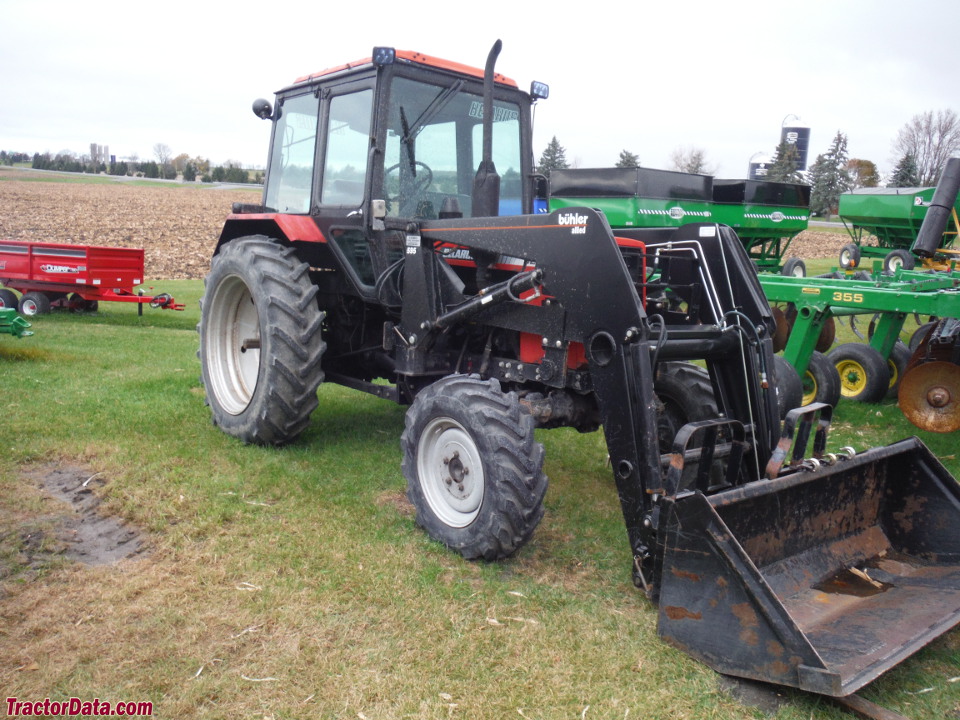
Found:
198,42 -> 960,699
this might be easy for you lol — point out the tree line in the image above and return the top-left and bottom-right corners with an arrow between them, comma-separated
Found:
1,146 -> 263,185
536,109 -> 960,217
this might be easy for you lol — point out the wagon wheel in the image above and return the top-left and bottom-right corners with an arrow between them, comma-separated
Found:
827,343 -> 890,403
18,292 -> 51,316
886,342 -> 912,399
883,249 -> 916,273
909,321 -> 938,351
68,293 -> 95,312
0,289 -> 18,309
801,351 -> 841,407
839,243 -> 861,269
772,354 -> 803,418
781,257 -> 806,277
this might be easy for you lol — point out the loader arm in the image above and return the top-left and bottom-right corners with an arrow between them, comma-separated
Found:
411,208 -> 778,571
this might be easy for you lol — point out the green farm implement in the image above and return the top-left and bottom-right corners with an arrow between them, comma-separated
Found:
838,158 -> 960,273
548,167 -> 810,273
564,162 -> 960,431
0,308 -> 32,338
759,268 -> 960,432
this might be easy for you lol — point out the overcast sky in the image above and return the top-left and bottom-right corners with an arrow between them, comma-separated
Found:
2,0 -> 957,178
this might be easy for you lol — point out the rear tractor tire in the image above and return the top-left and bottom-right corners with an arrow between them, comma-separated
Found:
198,235 -> 326,445
402,375 -> 548,561
827,343 -> 890,404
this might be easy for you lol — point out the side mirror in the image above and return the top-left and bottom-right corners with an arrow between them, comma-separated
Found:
252,98 -> 273,120
532,173 -> 549,199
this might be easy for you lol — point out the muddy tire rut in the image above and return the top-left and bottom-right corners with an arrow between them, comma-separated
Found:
15,463 -> 147,571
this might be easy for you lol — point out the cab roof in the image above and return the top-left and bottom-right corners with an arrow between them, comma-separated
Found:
293,49 -> 518,88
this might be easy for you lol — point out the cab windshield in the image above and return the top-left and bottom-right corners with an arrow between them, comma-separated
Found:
383,76 -> 523,218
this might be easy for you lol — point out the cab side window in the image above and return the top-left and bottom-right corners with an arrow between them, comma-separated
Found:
321,89 -> 373,207
263,93 -> 319,214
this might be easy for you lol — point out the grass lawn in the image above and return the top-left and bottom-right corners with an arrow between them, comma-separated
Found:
1,276 -> 958,719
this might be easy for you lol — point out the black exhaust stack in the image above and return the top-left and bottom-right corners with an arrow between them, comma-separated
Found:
912,157 -> 960,258
471,40 -> 502,218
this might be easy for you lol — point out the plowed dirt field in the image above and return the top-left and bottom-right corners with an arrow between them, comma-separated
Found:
0,170 -> 256,279
0,169 -> 844,279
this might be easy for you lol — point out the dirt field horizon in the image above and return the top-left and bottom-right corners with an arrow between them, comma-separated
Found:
0,168 -> 845,279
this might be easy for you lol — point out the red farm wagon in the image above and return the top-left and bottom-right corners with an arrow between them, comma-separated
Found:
0,239 -> 183,315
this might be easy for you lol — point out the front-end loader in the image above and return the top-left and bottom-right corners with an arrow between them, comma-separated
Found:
198,41 -> 960,699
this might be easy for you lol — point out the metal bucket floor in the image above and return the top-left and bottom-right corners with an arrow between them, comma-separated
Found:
782,553 -> 960,690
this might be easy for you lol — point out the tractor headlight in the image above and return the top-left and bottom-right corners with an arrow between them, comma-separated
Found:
373,47 -> 396,66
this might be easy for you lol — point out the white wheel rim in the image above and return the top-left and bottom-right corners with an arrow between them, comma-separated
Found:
205,274 -> 260,415
417,416 -> 484,528
21,299 -> 38,315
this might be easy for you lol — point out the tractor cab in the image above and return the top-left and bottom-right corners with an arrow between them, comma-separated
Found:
240,45 -> 546,295
257,46 -> 543,220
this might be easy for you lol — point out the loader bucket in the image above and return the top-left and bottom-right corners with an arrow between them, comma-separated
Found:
656,437 -> 960,697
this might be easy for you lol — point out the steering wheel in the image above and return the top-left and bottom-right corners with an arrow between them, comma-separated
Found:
384,160 -> 434,204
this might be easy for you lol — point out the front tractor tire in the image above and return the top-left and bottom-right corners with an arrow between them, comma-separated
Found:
402,375 -> 548,561
199,235 -> 326,445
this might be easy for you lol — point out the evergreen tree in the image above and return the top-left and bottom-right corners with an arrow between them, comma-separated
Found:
808,131 -> 852,217
615,149 -> 640,168
766,140 -> 802,183
536,136 -> 569,175
888,153 -> 920,187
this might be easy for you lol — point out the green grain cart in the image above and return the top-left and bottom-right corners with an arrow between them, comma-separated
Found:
838,185 -> 960,272
548,167 -> 810,273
